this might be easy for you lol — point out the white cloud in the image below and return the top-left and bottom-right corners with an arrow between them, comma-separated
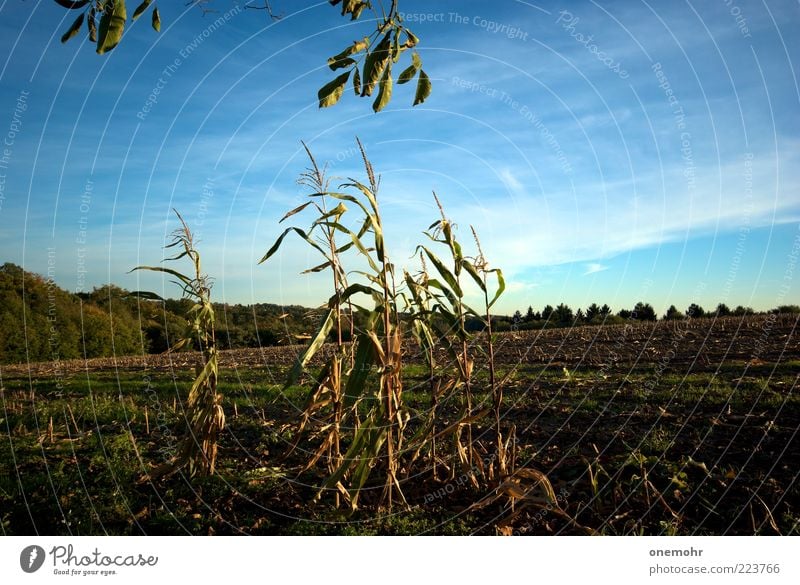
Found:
583,262 -> 609,275
499,167 -> 525,196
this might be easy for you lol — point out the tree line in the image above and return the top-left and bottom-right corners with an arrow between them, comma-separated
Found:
2,262 -> 797,365
0,262 -> 312,365
501,300 -> 799,332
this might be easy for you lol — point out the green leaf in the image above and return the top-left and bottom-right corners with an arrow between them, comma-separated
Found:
285,309 -> 335,388
413,69 -> 432,106
343,335 -> 377,409
96,0 -> 127,55
188,356 -> 216,402
259,226 -> 329,265
329,57 -> 356,71
318,71 -> 351,108
397,63 -> 418,85
87,7 -> 97,42
327,37 -> 368,70
338,282 -> 382,305
301,260 -> 333,274
487,268 -> 506,308
392,28 -> 401,63
126,290 -> 165,302
361,31 -> 391,97
152,6 -> 161,32
131,0 -> 151,21
372,63 -> 392,113
61,12 -> 85,44
352,66 -> 361,95
461,260 -> 486,292
279,201 -> 313,223
421,247 -> 462,298
351,1 -> 367,20
129,265 -> 192,287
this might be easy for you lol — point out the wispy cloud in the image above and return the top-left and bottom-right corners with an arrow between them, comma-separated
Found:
499,167 -> 525,197
583,263 -> 609,275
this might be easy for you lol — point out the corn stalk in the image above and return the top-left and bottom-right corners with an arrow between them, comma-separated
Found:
262,139 -> 407,511
131,210 -> 224,478
470,226 -> 507,477
416,195 -> 486,485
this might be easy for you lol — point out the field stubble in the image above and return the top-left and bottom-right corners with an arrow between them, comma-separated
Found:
1,314 -> 797,535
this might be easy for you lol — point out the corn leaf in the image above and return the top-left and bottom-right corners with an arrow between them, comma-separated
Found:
372,63 -> 393,112
259,226 -> 329,264
318,71 -> 351,108
130,265 -> 192,287
420,247 -> 462,297
61,12 -> 85,43
131,0 -> 151,21
361,31 -> 391,97
413,69 -> 432,106
97,0 -> 127,54
284,309 -> 335,388
487,268 -> 506,308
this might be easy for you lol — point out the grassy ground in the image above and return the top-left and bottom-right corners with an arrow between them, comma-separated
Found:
1,317 -> 798,535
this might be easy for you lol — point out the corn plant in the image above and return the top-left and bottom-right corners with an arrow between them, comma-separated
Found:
131,210 -> 224,478
262,139 -> 408,511
470,226 -> 508,477
414,196 -> 488,483
263,143 -> 356,506
402,255 -> 450,479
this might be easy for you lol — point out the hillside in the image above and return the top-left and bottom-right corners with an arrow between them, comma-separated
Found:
0,263 -> 313,365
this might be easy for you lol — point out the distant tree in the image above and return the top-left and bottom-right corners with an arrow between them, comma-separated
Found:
686,303 -> 705,318
632,301 -> 657,321
599,304 -> 612,318
585,303 -> 600,322
553,303 -> 574,325
524,305 -> 536,322
732,305 -> 753,316
663,305 -> 683,320
715,303 -> 731,317
574,308 -> 585,324
617,308 -> 632,320
542,304 -> 554,322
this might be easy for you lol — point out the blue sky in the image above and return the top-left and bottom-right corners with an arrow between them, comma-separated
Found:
0,0 -> 798,315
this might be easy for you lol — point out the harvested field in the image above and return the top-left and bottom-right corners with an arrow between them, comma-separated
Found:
1,314 -> 797,535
